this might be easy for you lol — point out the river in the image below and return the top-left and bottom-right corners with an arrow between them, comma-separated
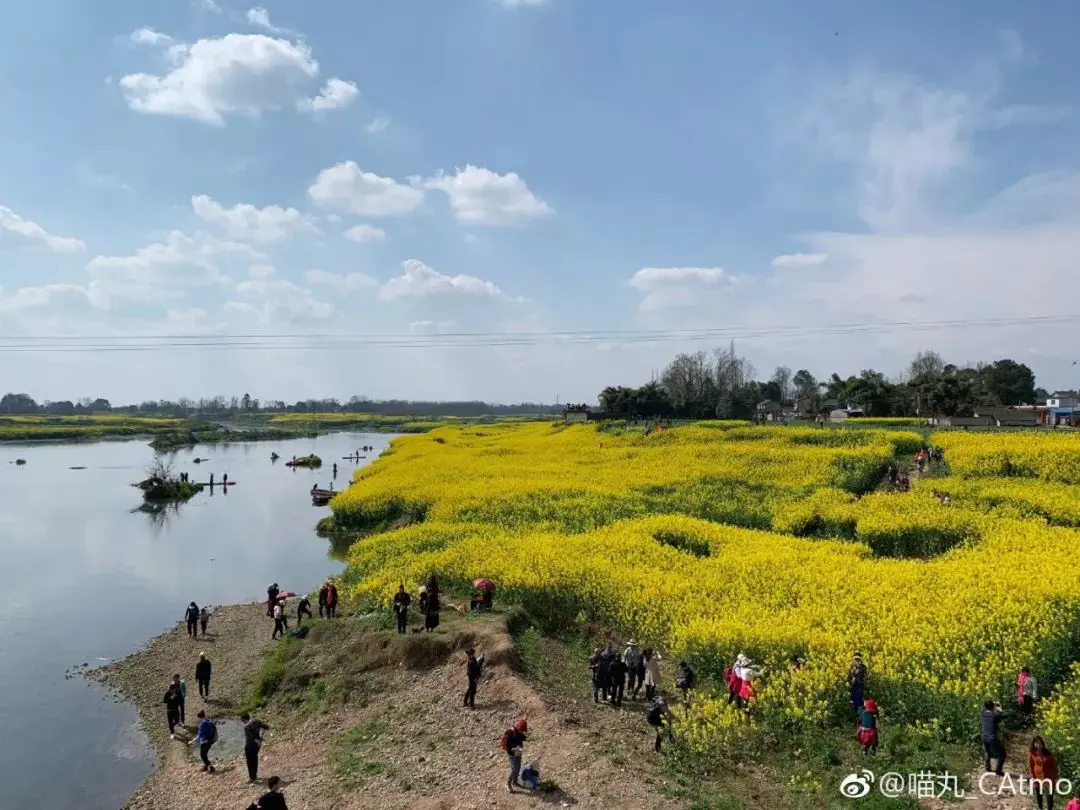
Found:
0,432 -> 393,810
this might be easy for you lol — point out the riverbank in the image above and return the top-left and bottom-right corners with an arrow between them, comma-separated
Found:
90,600 -> 682,810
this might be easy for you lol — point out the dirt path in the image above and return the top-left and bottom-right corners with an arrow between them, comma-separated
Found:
92,606 -> 683,810
922,732 -> 1033,810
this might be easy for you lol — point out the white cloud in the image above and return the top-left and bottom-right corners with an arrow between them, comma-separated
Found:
342,224 -> 386,243
308,161 -> 424,217
86,231 -> 257,305
378,259 -> 504,301
409,320 -> 459,335
0,205 -> 86,252
246,7 -> 283,34
130,28 -> 172,47
191,194 -> 319,242
235,264 -> 335,321
0,284 -> 97,313
300,78 -> 358,113
304,269 -> 377,292
629,267 -> 739,313
423,165 -> 552,225
771,252 -> 828,269
119,33 -> 356,125
366,116 -> 389,134
197,0 -> 222,12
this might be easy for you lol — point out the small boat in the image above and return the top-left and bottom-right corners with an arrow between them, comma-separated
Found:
270,452 -> 280,462
341,455 -> 367,460
14,458 -> 26,465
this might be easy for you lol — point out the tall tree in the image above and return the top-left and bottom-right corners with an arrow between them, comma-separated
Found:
769,366 -> 794,401
908,350 -> 945,381
980,359 -> 1037,405
661,351 -> 714,417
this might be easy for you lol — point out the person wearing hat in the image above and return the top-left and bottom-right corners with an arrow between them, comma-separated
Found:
857,699 -> 879,755
500,718 -> 529,793
623,640 -> 645,700
849,653 -> 868,716
732,655 -> 761,710
272,599 -> 287,639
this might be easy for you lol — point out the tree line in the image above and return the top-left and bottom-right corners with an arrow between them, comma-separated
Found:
0,393 -> 561,418
598,345 -> 1049,420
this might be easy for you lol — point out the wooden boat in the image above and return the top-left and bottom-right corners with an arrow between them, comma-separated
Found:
311,488 -> 335,504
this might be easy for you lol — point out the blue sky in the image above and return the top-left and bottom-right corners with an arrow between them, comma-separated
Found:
2,0 -> 1079,403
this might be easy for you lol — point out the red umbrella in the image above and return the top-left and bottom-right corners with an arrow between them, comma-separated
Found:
473,578 -> 496,591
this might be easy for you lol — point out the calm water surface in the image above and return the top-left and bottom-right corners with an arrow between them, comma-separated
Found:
0,432 -> 393,810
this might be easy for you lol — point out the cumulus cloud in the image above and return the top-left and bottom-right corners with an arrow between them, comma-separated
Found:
234,265 -> 335,321
342,224 -> 386,243
119,32 -> 356,125
422,165 -> 552,225
0,205 -> 86,252
246,7 -> 284,34
300,78 -> 358,113
771,253 -> 828,269
191,194 -> 319,241
304,269 -> 378,292
0,284 -> 97,313
378,259 -> 504,301
308,161 -> 424,217
629,267 -> 740,314
130,28 -> 172,47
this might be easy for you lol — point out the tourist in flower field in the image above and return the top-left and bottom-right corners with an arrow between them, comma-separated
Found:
1029,736 -> 1059,810
392,583 -> 411,633
423,587 -> 440,632
1065,796 -> 1080,810
643,648 -> 661,701
856,699 -> 879,755
675,660 -> 695,705
608,652 -> 628,708
589,647 -> 610,702
849,653 -> 868,715
647,697 -> 674,752
418,584 -> 429,616
1018,667 -> 1039,725
980,700 -> 1007,776
500,718 -> 529,793
732,655 -> 761,710
623,639 -> 645,699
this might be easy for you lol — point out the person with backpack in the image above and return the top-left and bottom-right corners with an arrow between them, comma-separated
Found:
164,683 -> 184,738
199,606 -> 210,636
608,654 -> 628,708
185,602 -> 200,638
318,582 -> 329,618
242,713 -> 271,782
464,648 -> 485,709
190,710 -> 217,772
170,674 -> 187,724
195,653 -> 212,698
980,700 -> 1007,776
675,661 -> 695,705
647,697 -> 674,752
266,584 -> 279,617
623,640 -> 644,700
272,601 -> 287,639
393,584 -> 411,634
500,718 -> 528,793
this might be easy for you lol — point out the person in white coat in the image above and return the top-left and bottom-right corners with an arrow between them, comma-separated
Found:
643,648 -> 662,701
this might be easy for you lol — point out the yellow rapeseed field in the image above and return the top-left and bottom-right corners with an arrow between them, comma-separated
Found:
332,422 -> 1080,756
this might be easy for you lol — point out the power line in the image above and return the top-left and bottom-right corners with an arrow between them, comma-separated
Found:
0,313 -> 1075,353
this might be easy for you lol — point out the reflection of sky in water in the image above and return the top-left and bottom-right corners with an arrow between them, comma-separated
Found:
0,433 -> 390,810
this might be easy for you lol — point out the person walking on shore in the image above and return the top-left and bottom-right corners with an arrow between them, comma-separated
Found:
192,710 -> 217,772
171,674 -> 187,724
393,584 -> 411,634
325,580 -> 339,619
164,684 -> 183,738
272,601 -> 287,639
500,719 -> 528,793
318,582 -> 329,618
297,595 -> 312,624
464,648 -> 485,709
195,653 -> 212,698
266,583 -> 280,617
255,775 -> 288,809
242,713 -> 271,783
185,602 -> 200,638
199,606 -> 210,636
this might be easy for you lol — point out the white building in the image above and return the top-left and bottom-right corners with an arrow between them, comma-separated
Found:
1047,390 -> 1080,409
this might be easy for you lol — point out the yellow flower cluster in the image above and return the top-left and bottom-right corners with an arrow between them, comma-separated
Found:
934,430 -> 1080,483
334,423 -> 1080,745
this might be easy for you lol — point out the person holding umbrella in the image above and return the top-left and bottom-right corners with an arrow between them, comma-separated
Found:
471,578 -> 495,611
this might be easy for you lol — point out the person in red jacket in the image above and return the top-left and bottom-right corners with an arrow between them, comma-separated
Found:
1028,736 -> 1059,810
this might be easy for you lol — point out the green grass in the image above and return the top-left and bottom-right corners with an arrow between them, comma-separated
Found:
332,719 -> 397,787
